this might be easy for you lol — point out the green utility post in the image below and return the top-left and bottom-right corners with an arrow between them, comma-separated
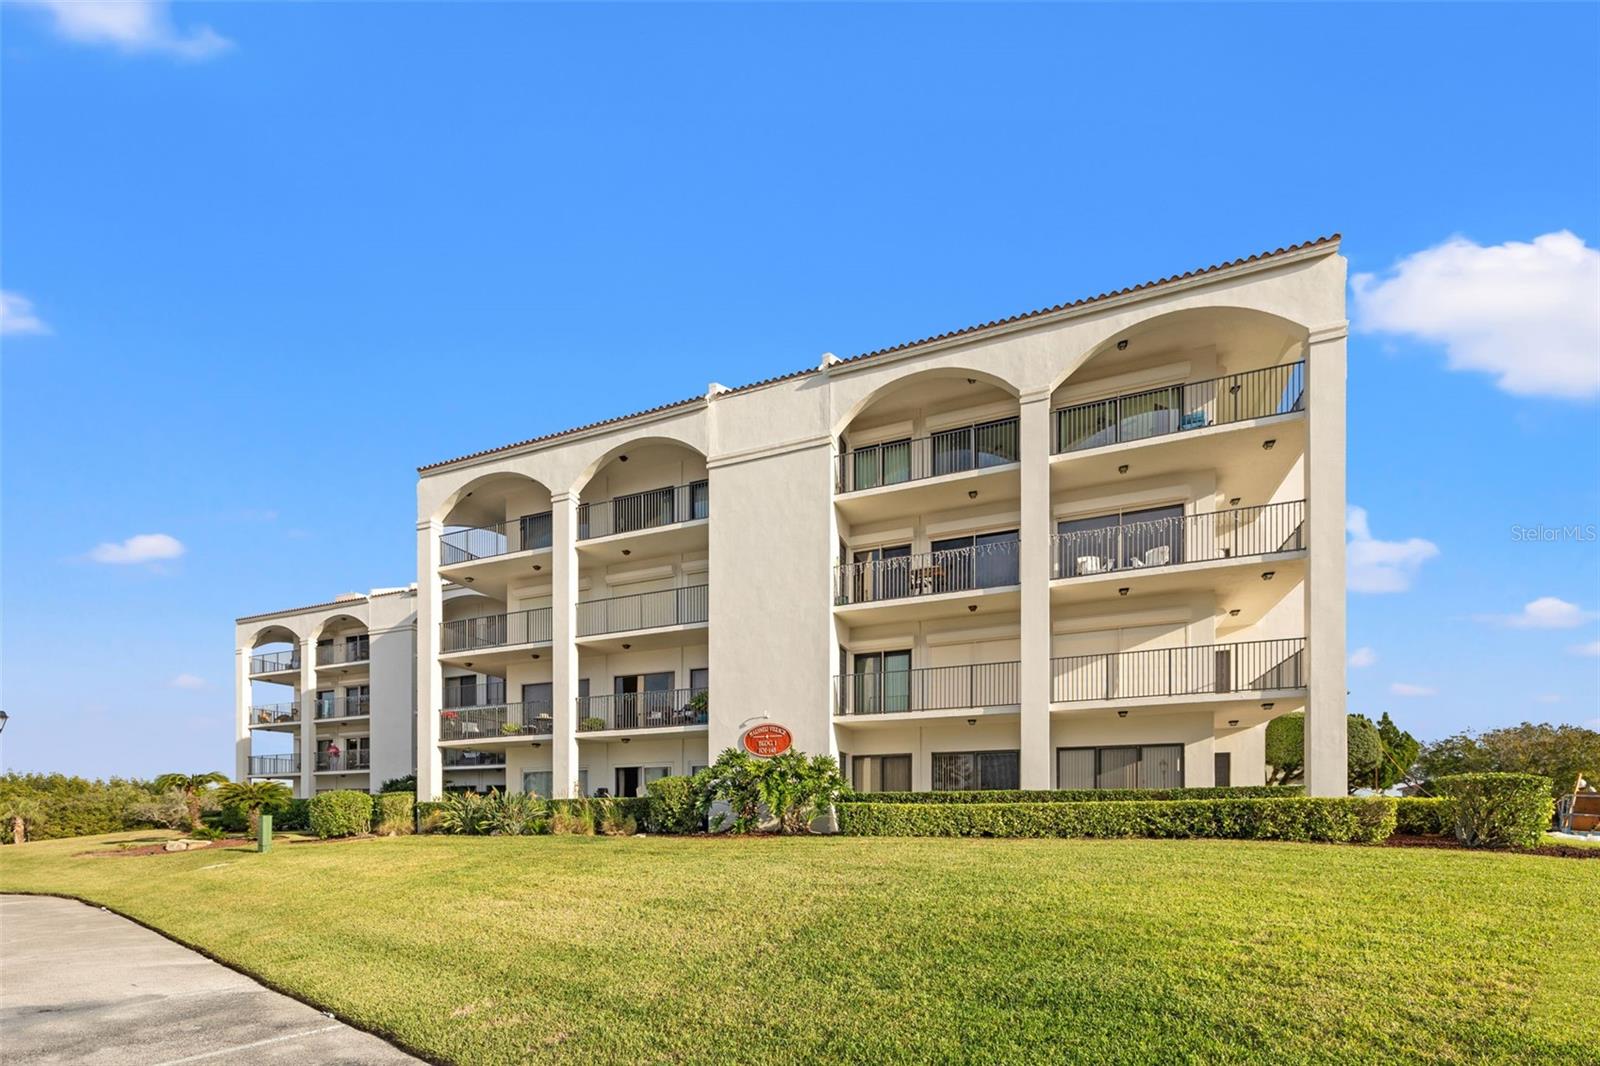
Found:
258,813 -> 272,853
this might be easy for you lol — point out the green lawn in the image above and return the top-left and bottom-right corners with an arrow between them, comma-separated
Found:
2,832 -> 1594,1065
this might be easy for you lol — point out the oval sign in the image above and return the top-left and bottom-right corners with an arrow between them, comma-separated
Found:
742,724 -> 793,758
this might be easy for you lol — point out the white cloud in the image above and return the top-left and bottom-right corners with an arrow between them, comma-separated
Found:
1570,640 -> 1600,658
1352,231 -> 1600,399
16,1 -> 231,60
1389,682 -> 1437,698
169,673 -> 206,690
87,533 -> 185,564
1,290 -> 50,336
1476,596 -> 1598,630
1348,646 -> 1378,668
1346,506 -> 1439,593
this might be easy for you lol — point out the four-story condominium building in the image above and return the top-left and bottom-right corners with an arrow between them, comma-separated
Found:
237,236 -> 1349,800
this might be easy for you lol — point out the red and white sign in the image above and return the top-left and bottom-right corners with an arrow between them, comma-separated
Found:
742,724 -> 792,758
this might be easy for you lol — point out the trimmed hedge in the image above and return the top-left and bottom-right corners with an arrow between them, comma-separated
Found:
308,790 -> 373,838
851,785 -> 1304,805
1436,773 -> 1554,848
836,797 -> 1396,844
644,775 -> 701,834
1393,796 -> 1450,836
373,793 -> 414,836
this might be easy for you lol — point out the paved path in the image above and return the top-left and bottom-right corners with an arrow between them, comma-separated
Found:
0,895 -> 425,1065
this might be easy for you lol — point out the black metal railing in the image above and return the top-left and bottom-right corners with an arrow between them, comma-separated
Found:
249,703 -> 299,727
577,585 -> 709,637
579,481 -> 708,540
1050,638 -> 1306,702
1053,362 -> 1306,454
1051,501 -> 1306,578
440,512 -> 552,565
249,650 -> 299,674
313,696 -> 371,720
577,688 -> 708,732
835,662 -> 1020,715
837,418 -> 1020,493
249,754 -> 299,775
315,639 -> 370,666
835,540 -> 1020,606
439,701 -> 555,741
442,749 -> 507,769
315,750 -> 371,772
440,607 -> 553,652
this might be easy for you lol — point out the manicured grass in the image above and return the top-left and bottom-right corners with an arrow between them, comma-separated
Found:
2,832 -> 1594,1065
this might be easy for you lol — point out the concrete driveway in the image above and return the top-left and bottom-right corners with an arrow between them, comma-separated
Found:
0,895 -> 425,1065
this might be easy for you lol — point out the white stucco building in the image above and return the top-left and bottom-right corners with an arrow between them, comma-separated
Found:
237,236 -> 1349,799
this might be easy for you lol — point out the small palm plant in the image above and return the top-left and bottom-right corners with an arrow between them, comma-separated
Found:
152,771 -> 229,831
215,780 -> 292,838
1,795 -> 42,845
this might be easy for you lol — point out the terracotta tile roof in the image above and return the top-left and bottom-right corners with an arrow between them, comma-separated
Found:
418,234 -> 1339,472
236,586 -> 415,625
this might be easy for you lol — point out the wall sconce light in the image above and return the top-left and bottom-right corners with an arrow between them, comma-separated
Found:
1261,702 -> 1275,711
1228,719 -> 1239,728
1228,608 -> 1241,617
1117,710 -> 1128,718
968,490 -> 978,500
1118,587 -> 1129,597
1118,465 -> 1129,475
1262,439 -> 1276,451
1116,339 -> 1129,351
1261,571 -> 1275,581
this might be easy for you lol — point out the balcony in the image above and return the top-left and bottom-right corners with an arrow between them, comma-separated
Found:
576,482 -> 709,565
1052,362 -> 1305,455
248,702 -> 299,728
835,418 -> 1020,522
316,750 -> 371,772
576,585 -> 708,649
834,540 -> 1020,622
1050,638 -> 1306,705
442,749 -> 507,769
249,753 -> 299,776
249,650 -> 299,676
578,688 -> 708,734
316,639 -> 370,668
439,607 -> 553,665
441,512 -> 552,565
314,696 -> 371,721
835,662 -> 1020,719
439,701 -> 554,743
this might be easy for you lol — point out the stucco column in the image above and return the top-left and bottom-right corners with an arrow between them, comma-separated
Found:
298,638 -> 316,798
1304,326 -> 1349,796
416,518 -> 444,800
550,492 -> 581,798
1018,390 -> 1054,790
235,647 -> 250,783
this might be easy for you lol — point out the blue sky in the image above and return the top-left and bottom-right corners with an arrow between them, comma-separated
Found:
2,2 -> 1596,779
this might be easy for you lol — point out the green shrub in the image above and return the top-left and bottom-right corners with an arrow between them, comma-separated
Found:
307,790 -> 373,839
853,785 -> 1302,805
216,803 -> 250,833
485,792 -> 546,836
1435,773 -> 1554,848
549,798 -> 596,836
189,824 -> 225,841
373,793 -> 415,836
0,772 -> 170,842
594,797 -> 637,836
415,801 -> 446,834
644,775 -> 702,834
836,797 -> 1397,844
698,748 -> 845,833
436,791 -> 491,835
1392,796 -> 1451,836
379,775 -> 416,794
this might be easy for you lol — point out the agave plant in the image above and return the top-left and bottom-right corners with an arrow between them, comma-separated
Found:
485,791 -> 547,836
436,790 -> 491,835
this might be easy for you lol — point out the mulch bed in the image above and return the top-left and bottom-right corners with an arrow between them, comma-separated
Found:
85,834 -> 385,858
1384,833 -> 1600,859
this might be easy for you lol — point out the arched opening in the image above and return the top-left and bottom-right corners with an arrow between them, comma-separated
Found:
439,471 -> 555,564
575,437 -> 709,541
835,368 -> 1020,493
245,624 -> 301,776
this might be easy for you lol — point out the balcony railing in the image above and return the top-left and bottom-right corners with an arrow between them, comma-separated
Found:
579,481 -> 708,540
442,749 -> 508,769
314,696 -> 371,720
834,539 -> 1020,606
315,750 -> 371,772
249,650 -> 299,674
836,662 -> 1020,715
249,754 -> 299,776
249,702 -> 300,727
577,585 -> 709,637
316,639 -> 370,666
1053,362 -> 1306,454
439,701 -> 555,741
1050,638 -> 1306,703
578,688 -> 708,732
837,418 -> 1020,493
440,607 -> 553,652
1051,501 -> 1306,579
440,512 -> 552,565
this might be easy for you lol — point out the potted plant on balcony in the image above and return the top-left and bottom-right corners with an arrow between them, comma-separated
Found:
500,722 -> 522,736
687,691 -> 709,721
580,716 -> 606,732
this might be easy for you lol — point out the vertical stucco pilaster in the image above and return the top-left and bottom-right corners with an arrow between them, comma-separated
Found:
1018,390 -> 1054,789
1304,324 -> 1349,796
416,518 -> 444,800
298,639 -> 317,798
550,492 -> 582,797
235,647 -> 250,783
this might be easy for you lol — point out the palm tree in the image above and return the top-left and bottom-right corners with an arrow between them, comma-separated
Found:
153,771 -> 229,831
1,795 -> 42,845
215,780 -> 291,838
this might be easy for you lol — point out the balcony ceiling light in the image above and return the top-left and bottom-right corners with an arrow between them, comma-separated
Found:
1228,719 -> 1239,727
463,576 -> 474,583
1229,608 -> 1241,617
1262,439 -> 1276,450
1230,497 -> 1241,506
1116,339 -> 1129,351
1117,710 -> 1128,718
1261,571 -> 1275,581
1261,702 -> 1275,711
622,643 -> 632,650
1119,587 -> 1129,596
968,490 -> 978,500
622,549 -> 631,556
621,737 -> 631,743
967,604 -> 977,613
1118,465 -> 1129,475
967,718 -> 976,725
619,455 -> 628,462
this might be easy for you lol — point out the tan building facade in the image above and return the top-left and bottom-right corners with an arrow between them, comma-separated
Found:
238,236 -> 1349,801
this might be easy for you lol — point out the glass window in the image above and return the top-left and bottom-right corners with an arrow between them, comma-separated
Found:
852,754 -> 912,793
1057,745 -> 1186,790
931,750 -> 1019,791
522,771 -> 553,799
852,650 -> 911,714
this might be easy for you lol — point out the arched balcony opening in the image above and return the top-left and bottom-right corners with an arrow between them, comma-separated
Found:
575,439 -> 709,547
835,370 -> 1021,496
